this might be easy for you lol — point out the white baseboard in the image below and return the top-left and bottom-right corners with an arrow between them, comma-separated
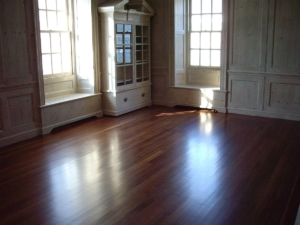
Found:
227,108 -> 300,121
0,128 -> 41,148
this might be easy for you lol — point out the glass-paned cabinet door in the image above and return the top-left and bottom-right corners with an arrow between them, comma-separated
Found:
135,25 -> 150,83
116,65 -> 133,86
115,23 -> 133,86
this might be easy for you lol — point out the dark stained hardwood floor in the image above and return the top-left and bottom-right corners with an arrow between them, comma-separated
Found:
1,106 -> 300,225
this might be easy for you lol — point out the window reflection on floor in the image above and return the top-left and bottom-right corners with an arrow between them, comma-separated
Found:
184,112 -> 221,204
47,131 -> 123,223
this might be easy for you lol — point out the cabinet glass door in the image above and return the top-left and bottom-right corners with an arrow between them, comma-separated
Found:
136,25 -> 150,83
116,24 -> 133,86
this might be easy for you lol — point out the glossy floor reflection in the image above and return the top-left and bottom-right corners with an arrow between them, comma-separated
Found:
1,106 -> 300,225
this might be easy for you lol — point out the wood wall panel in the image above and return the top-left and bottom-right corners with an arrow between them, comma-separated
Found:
44,75 -> 76,98
265,77 -> 300,113
0,0 -> 30,77
0,1 -> 41,146
230,0 -> 265,71
0,100 -> 2,131
188,69 -> 220,87
268,0 -> 300,73
147,0 -> 168,68
0,24 -> 4,84
8,94 -> 34,128
146,0 -> 170,104
228,74 -> 264,110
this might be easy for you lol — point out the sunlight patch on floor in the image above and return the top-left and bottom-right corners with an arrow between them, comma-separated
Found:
156,110 -> 197,116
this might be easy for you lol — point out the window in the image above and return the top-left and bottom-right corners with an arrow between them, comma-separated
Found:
36,0 -> 95,99
189,0 -> 222,67
38,0 -> 72,76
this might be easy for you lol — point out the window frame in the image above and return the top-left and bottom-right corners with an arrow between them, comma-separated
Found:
37,0 -> 75,78
187,0 -> 222,69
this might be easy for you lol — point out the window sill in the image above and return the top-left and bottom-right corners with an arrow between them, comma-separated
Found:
169,85 -> 220,90
41,93 -> 101,108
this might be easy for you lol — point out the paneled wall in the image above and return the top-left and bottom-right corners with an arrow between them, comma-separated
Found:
0,0 -> 41,147
227,0 -> 300,120
147,0 -> 171,105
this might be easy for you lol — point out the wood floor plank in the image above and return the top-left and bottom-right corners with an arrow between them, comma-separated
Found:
1,106 -> 300,225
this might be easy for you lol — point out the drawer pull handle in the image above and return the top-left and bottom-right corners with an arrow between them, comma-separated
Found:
124,98 -> 127,102
142,93 -> 145,97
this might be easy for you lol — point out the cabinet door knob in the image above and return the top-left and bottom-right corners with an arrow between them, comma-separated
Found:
124,98 -> 128,102
142,93 -> 145,97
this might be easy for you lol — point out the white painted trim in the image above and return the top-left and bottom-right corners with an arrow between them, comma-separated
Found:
41,111 -> 103,135
227,108 -> 300,121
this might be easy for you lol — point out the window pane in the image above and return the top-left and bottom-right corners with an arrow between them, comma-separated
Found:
202,15 -> 211,31
124,34 -> 131,44
191,0 -> 201,14
202,0 -> 211,13
200,50 -> 210,66
211,50 -> 220,66
51,33 -> 61,53
125,66 -> 133,83
42,54 -> 52,74
62,53 -> 71,72
212,14 -> 222,31
57,12 -> 68,30
57,0 -> 66,10
40,33 -> 51,53
213,0 -> 222,13
52,54 -> 62,73
116,24 -> 123,32
191,15 -> 201,31
47,11 -> 57,30
61,33 -> 70,53
211,32 -> 221,49
38,0 -> 46,9
125,25 -> 132,33
191,33 -> 200,48
125,46 -> 132,63
116,48 -> 123,64
39,11 -> 48,30
47,0 -> 56,10
190,50 -> 200,66
116,34 -> 123,45
201,32 -> 210,49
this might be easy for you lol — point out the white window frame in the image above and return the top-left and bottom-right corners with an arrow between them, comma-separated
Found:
38,0 -> 74,77
188,0 -> 222,68
35,0 -> 97,103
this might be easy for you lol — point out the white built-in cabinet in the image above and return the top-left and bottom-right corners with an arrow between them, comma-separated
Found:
98,0 -> 155,116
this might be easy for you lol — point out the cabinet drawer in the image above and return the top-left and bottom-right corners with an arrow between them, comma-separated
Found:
116,86 -> 151,110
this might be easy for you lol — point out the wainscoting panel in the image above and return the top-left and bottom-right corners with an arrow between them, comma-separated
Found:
8,94 -> 34,129
44,75 -> 76,99
41,94 -> 102,134
265,77 -> 300,114
188,68 -> 220,87
228,74 -> 264,110
0,87 -> 41,147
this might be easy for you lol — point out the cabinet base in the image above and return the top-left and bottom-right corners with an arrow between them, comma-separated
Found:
103,101 -> 152,116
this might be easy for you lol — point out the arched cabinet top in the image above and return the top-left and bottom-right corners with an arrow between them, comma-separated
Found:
98,0 -> 155,16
